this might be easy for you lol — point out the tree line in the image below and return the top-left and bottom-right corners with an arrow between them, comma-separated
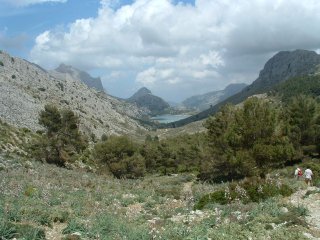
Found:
34,92 -> 320,182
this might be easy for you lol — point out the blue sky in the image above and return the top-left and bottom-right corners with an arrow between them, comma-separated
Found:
0,0 -> 100,57
1,0 -> 320,102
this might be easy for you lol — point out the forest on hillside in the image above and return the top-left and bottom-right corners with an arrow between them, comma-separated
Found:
31,75 -> 320,187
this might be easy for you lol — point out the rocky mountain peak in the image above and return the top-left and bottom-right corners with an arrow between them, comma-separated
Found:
129,87 -> 152,100
256,49 -> 320,87
128,87 -> 169,115
55,64 -> 104,91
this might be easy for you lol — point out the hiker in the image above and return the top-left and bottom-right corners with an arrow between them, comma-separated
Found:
294,167 -> 303,180
304,168 -> 313,186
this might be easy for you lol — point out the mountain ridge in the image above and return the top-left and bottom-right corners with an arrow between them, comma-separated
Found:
0,51 -> 147,138
55,63 -> 104,92
168,49 -> 320,127
182,83 -> 247,111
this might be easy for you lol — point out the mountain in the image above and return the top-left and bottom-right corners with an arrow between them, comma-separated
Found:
128,87 -> 170,115
55,64 -> 104,91
0,51 -> 147,138
182,83 -> 247,111
169,49 -> 320,127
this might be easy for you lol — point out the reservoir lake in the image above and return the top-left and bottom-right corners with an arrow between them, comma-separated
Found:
150,114 -> 191,124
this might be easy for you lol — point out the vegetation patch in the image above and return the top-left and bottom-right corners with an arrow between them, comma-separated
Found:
194,178 -> 293,209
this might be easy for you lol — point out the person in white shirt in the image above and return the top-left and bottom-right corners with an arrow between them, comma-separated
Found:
304,168 -> 313,186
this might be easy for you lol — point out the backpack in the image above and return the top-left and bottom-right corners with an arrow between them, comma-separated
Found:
298,169 -> 303,176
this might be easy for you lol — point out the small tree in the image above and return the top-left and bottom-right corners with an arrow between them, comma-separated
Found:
38,104 -> 87,166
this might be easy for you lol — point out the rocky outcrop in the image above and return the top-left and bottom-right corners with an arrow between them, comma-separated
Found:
0,51 -> 147,138
55,64 -> 104,91
250,49 -> 320,93
182,83 -> 247,111
128,87 -> 170,115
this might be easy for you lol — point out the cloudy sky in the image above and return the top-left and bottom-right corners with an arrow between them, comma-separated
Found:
1,0 -> 320,102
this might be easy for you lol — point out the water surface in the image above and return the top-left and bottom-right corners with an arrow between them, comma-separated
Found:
151,114 -> 191,124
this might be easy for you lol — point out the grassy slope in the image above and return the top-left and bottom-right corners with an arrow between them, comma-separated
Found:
0,115 -> 318,239
0,119 -> 37,157
0,156 -> 317,240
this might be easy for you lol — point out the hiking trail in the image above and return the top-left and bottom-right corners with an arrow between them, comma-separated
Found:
289,186 -> 320,239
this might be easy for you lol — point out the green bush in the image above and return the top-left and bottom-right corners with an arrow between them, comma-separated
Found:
194,190 -> 228,209
94,136 -> 145,178
0,220 -> 17,239
0,61 -> 4,66
194,178 -> 293,209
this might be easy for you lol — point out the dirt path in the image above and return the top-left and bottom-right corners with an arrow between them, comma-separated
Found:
182,181 -> 194,208
289,186 -> 320,238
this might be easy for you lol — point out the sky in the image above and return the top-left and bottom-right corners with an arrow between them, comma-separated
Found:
1,0 -> 320,102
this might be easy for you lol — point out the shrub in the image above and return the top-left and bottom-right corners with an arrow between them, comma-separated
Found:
0,61 -> 4,66
101,133 -> 108,141
94,136 -> 145,178
194,190 -> 228,209
11,74 -> 16,79
194,178 -> 293,209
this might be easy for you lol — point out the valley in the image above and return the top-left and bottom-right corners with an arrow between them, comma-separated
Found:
1,49 -> 320,240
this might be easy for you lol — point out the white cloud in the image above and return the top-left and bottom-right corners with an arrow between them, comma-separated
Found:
0,0 -> 67,7
30,0 -> 320,101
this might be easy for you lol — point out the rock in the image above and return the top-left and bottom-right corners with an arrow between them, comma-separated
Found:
280,207 -> 289,214
65,232 -> 82,240
24,160 -> 33,169
195,210 -> 203,216
303,232 -> 317,239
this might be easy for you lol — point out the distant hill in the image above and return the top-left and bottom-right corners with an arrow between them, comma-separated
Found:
55,64 -> 104,91
182,83 -> 247,111
128,87 -> 170,115
168,49 -> 320,127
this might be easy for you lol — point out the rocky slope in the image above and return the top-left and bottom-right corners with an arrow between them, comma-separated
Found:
128,87 -> 170,115
169,49 -> 320,128
0,51 -> 147,138
55,63 -> 104,91
182,83 -> 247,111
